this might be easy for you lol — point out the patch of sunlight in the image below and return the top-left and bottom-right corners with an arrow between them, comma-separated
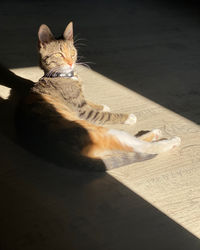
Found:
11,66 -> 43,82
0,66 -> 43,100
1,65 -> 200,239
0,84 -> 11,99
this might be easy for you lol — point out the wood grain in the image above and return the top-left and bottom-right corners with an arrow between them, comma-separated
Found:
0,66 -> 200,249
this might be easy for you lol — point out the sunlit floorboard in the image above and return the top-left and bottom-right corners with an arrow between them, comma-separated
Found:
0,66 -> 200,249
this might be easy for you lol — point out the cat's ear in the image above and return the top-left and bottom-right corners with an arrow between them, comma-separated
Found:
38,24 -> 54,45
63,22 -> 73,41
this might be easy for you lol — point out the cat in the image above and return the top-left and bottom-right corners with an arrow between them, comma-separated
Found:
1,22 -> 181,171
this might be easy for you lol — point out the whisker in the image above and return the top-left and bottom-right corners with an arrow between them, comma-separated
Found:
76,61 -> 95,66
74,43 -> 87,50
46,65 -> 71,76
75,42 -> 87,46
77,55 -> 85,59
76,62 -> 93,70
74,35 -> 88,48
74,36 -> 88,44
74,34 -> 87,42
76,56 -> 86,63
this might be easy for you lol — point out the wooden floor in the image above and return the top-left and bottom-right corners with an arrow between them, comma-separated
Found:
0,0 -> 200,249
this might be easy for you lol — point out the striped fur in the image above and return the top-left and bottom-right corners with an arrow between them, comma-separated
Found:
12,22 -> 181,171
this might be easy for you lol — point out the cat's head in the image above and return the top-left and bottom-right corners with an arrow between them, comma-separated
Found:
38,22 -> 77,75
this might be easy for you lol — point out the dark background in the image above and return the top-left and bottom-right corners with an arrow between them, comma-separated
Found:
0,1 -> 200,249
0,0 -> 200,124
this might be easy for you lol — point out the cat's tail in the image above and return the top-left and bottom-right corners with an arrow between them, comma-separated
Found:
0,63 -> 34,94
81,126 -> 181,171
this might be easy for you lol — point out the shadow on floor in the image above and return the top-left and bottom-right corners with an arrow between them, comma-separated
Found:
0,137 -> 200,250
0,53 -> 200,250
1,0 -> 200,249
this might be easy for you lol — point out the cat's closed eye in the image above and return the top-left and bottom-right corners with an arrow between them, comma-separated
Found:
55,53 -> 64,58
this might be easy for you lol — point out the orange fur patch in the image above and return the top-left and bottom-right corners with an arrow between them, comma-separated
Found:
82,130 -> 133,158
141,134 -> 155,142
30,93 -> 133,159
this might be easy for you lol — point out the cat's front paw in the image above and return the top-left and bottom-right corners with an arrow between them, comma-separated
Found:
102,104 -> 111,112
125,114 -> 137,125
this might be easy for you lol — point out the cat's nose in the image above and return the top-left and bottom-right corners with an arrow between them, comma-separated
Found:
64,58 -> 73,67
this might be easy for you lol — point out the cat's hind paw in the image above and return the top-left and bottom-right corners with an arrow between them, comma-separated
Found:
125,114 -> 137,125
171,136 -> 181,148
102,104 -> 111,112
152,129 -> 162,141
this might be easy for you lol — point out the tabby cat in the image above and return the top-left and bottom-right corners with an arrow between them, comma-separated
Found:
7,22 -> 181,171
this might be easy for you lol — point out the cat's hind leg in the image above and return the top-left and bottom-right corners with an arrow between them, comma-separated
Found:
80,126 -> 180,170
143,136 -> 181,154
137,129 -> 181,153
108,129 -> 181,154
137,129 -> 162,142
